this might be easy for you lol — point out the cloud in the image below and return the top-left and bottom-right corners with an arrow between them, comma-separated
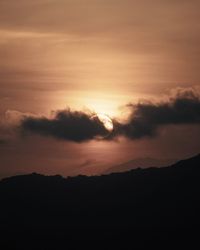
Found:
20,88 -> 200,142
0,139 -> 6,145
114,88 -> 200,139
4,110 -> 38,124
21,109 -> 108,142
0,110 -> 27,143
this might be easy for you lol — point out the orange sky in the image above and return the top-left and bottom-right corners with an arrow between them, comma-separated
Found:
0,0 -> 200,178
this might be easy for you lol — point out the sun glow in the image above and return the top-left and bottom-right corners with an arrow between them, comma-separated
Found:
94,113 -> 114,132
70,91 -> 130,118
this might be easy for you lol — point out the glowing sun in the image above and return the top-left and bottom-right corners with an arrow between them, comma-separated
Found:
93,113 -> 114,132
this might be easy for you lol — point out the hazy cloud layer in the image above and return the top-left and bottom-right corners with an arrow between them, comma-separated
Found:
21,109 -> 108,142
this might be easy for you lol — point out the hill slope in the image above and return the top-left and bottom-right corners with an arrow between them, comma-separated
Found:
104,157 -> 177,174
0,154 -> 200,248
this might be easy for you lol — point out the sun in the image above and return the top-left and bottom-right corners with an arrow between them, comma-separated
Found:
93,113 -> 114,132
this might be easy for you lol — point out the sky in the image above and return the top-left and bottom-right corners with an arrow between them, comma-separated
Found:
0,0 -> 200,178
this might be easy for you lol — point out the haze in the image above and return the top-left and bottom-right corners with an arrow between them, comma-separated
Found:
0,0 -> 200,178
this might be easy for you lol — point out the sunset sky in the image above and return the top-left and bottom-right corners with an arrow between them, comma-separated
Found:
0,0 -> 200,178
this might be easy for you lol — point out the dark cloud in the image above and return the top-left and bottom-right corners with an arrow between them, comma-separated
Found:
20,89 -> 200,142
0,139 -> 6,145
115,89 -> 200,139
21,109 -> 108,142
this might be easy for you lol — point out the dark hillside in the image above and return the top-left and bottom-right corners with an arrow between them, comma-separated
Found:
0,154 -> 200,249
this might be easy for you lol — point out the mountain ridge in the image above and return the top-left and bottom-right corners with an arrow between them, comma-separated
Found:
0,153 -> 200,249
1,153 -> 199,184
104,156 -> 178,174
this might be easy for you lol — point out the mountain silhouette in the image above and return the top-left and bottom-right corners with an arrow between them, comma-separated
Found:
0,154 -> 200,249
104,157 -> 177,174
